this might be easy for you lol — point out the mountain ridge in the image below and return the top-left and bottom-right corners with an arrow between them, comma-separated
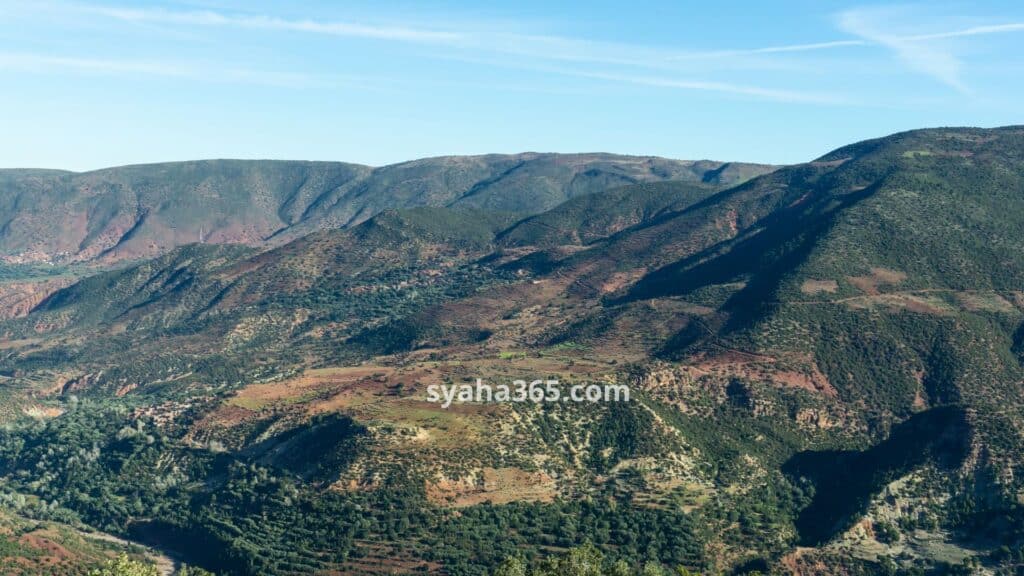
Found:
0,154 -> 775,266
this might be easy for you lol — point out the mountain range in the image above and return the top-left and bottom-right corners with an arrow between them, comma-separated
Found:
0,154 -> 772,264
0,127 -> 1023,575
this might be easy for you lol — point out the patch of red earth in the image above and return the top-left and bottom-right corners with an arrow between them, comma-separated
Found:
900,298 -> 947,315
185,404 -> 265,448
598,269 -> 647,294
779,548 -> 852,576
847,267 -> 907,295
340,541 -> 443,575
799,279 -> 838,295
33,319 -> 69,333
689,351 -> 838,397
722,209 -> 739,235
956,291 -> 1015,313
201,403 -> 259,427
17,532 -> 73,563
410,274 -> 578,343
0,277 -> 75,320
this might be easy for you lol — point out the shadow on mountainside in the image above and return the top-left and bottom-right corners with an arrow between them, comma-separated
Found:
782,405 -> 971,546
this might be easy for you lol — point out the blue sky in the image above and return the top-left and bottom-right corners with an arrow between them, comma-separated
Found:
2,1 -> 1023,170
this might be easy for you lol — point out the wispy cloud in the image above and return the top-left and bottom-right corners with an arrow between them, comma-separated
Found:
68,2 -> 791,72
12,1 -> 1024,101
906,22 -> 1024,41
745,40 -> 869,54
0,51 -> 335,87
668,39 -> 868,61
567,70 -> 849,104
688,20 -> 1024,60
426,51 -> 850,104
839,8 -> 964,92
0,52 -> 192,76
838,7 -> 1024,94
43,2 -> 840,103
83,4 -> 463,43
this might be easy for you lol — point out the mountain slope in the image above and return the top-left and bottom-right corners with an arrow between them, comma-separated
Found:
497,181 -> 718,247
0,155 -> 774,265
